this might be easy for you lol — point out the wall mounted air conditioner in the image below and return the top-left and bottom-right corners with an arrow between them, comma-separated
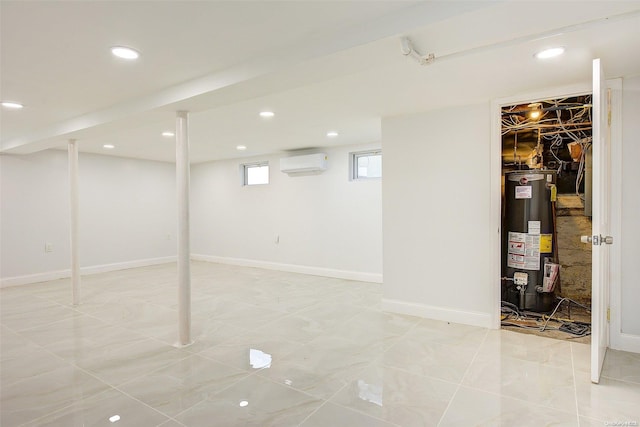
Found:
280,153 -> 328,175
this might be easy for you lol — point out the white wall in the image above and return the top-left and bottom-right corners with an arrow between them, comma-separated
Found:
191,143 -> 383,281
0,150 -> 176,285
381,85 -> 640,346
3,143 -> 382,285
1,150 -> 71,281
381,104 -> 493,327
621,75 -> 640,336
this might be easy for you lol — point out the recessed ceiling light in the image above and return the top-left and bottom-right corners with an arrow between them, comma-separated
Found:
534,47 -> 565,60
326,131 -> 339,138
259,111 -> 274,118
1,101 -> 24,109
111,46 -> 140,60
162,131 -> 175,137
103,144 -> 115,149
236,145 -> 247,151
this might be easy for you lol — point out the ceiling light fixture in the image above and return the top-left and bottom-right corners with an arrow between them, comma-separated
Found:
326,131 -> 339,138
236,145 -> 247,151
259,111 -> 274,118
103,144 -> 115,149
1,101 -> 24,109
111,46 -> 140,60
527,103 -> 543,120
162,131 -> 175,137
534,47 -> 565,60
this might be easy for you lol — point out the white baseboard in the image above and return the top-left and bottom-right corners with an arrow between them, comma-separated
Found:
0,256 -> 176,288
611,332 -> 640,354
191,254 -> 383,283
0,270 -> 70,288
81,256 -> 176,275
382,298 -> 493,329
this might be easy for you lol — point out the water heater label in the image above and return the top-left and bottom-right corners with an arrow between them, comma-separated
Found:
515,186 -> 532,199
507,232 -> 541,270
528,221 -> 541,235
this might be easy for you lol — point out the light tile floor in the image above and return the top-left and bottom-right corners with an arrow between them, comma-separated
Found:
1,262 -> 639,426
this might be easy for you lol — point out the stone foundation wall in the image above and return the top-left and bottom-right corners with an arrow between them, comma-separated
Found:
556,195 -> 592,305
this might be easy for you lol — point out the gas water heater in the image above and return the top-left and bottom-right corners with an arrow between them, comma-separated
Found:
503,170 -> 558,312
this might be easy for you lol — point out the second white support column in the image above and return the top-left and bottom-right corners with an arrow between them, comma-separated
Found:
176,111 -> 192,346
68,139 -> 81,305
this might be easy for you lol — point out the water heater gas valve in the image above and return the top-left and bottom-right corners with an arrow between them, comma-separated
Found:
513,272 -> 528,286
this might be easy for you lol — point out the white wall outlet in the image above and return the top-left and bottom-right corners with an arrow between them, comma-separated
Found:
44,242 -> 53,253
166,234 -> 171,240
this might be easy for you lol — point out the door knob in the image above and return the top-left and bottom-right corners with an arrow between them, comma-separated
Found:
581,235 -> 613,245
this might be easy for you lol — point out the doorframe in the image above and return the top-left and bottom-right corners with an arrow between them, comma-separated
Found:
489,82 -> 617,331
607,78 -> 638,353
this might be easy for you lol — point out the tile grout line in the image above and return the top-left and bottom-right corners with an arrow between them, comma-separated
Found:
320,386 -> 403,427
600,374 -> 640,386
295,400 -> 331,427
15,387 -> 116,427
8,335 -> 189,426
8,264 -> 628,427
369,312 -> 426,358
8,319 -> 199,422
436,327 -> 490,427
438,335 -> 582,419
452,382 -> 583,418
294,374 -> 402,427
369,362 -> 463,389
6,321 -> 157,423
30,357 -> 191,426
570,343 -> 582,424
297,398 -> 404,427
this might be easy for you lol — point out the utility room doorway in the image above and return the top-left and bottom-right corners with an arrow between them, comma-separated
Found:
499,94 -> 592,343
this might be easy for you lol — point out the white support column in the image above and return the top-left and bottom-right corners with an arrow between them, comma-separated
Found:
176,111 -> 192,346
68,139 -> 81,305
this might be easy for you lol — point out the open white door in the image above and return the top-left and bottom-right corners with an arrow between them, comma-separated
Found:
588,58 -> 613,384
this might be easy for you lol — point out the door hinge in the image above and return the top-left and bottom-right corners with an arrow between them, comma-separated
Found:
607,307 -> 610,322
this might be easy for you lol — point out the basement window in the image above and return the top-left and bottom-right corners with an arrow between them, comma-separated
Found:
351,150 -> 382,180
243,162 -> 269,186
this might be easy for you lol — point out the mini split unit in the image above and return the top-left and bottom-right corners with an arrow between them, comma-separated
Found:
280,153 -> 328,175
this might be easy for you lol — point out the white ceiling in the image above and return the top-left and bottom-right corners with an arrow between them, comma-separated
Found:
1,1 -> 639,164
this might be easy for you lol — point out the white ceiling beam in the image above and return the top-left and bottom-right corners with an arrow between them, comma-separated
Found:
0,1 -> 495,154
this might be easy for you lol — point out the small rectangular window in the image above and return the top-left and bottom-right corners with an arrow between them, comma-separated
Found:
243,162 -> 269,186
351,150 -> 382,180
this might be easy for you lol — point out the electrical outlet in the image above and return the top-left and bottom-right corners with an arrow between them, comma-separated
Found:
166,234 -> 171,240
45,243 -> 53,253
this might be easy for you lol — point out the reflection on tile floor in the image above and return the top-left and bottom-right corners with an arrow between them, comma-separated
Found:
1,261 -> 639,426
